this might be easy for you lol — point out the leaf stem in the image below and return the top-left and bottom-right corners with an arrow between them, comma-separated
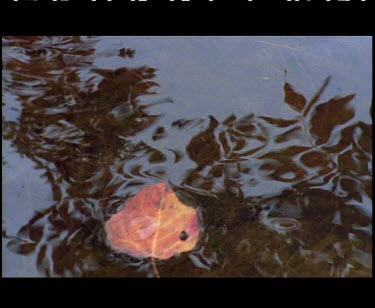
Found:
151,257 -> 160,278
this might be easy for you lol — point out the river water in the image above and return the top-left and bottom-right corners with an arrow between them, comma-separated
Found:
2,36 -> 372,277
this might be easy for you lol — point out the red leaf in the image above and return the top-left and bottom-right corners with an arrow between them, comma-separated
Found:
105,182 -> 200,260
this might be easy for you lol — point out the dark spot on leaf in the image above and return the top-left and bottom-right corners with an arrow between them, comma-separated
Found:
179,231 -> 189,241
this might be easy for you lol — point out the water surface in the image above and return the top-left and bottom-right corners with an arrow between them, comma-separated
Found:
2,36 -> 372,277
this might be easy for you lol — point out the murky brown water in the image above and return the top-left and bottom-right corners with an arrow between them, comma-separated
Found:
2,36 -> 372,277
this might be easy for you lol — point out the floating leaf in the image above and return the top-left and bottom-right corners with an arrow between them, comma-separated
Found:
322,124 -> 356,153
105,182 -> 200,260
223,114 -> 237,126
186,116 -> 220,167
118,48 -> 135,58
357,122 -> 372,156
310,94 -> 355,145
275,126 -> 303,143
260,159 -> 307,183
300,150 -> 332,168
259,145 -> 311,160
259,116 -> 298,128
303,76 -> 331,117
152,127 -> 167,141
283,82 -> 307,113
7,239 -> 36,255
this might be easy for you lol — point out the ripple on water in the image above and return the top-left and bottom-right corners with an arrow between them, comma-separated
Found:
266,217 -> 302,234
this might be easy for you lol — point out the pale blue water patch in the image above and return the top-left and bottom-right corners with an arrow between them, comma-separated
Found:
2,141 -> 53,228
2,140 -> 53,277
94,36 -> 372,124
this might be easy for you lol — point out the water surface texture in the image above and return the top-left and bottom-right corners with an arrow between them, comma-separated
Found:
2,36 -> 372,277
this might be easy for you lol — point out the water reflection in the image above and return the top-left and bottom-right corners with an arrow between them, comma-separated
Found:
2,36 -> 372,277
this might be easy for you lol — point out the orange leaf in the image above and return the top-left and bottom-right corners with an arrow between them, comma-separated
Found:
105,182 -> 200,260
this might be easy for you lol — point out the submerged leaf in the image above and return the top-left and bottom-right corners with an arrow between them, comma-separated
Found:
105,182 -> 200,259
